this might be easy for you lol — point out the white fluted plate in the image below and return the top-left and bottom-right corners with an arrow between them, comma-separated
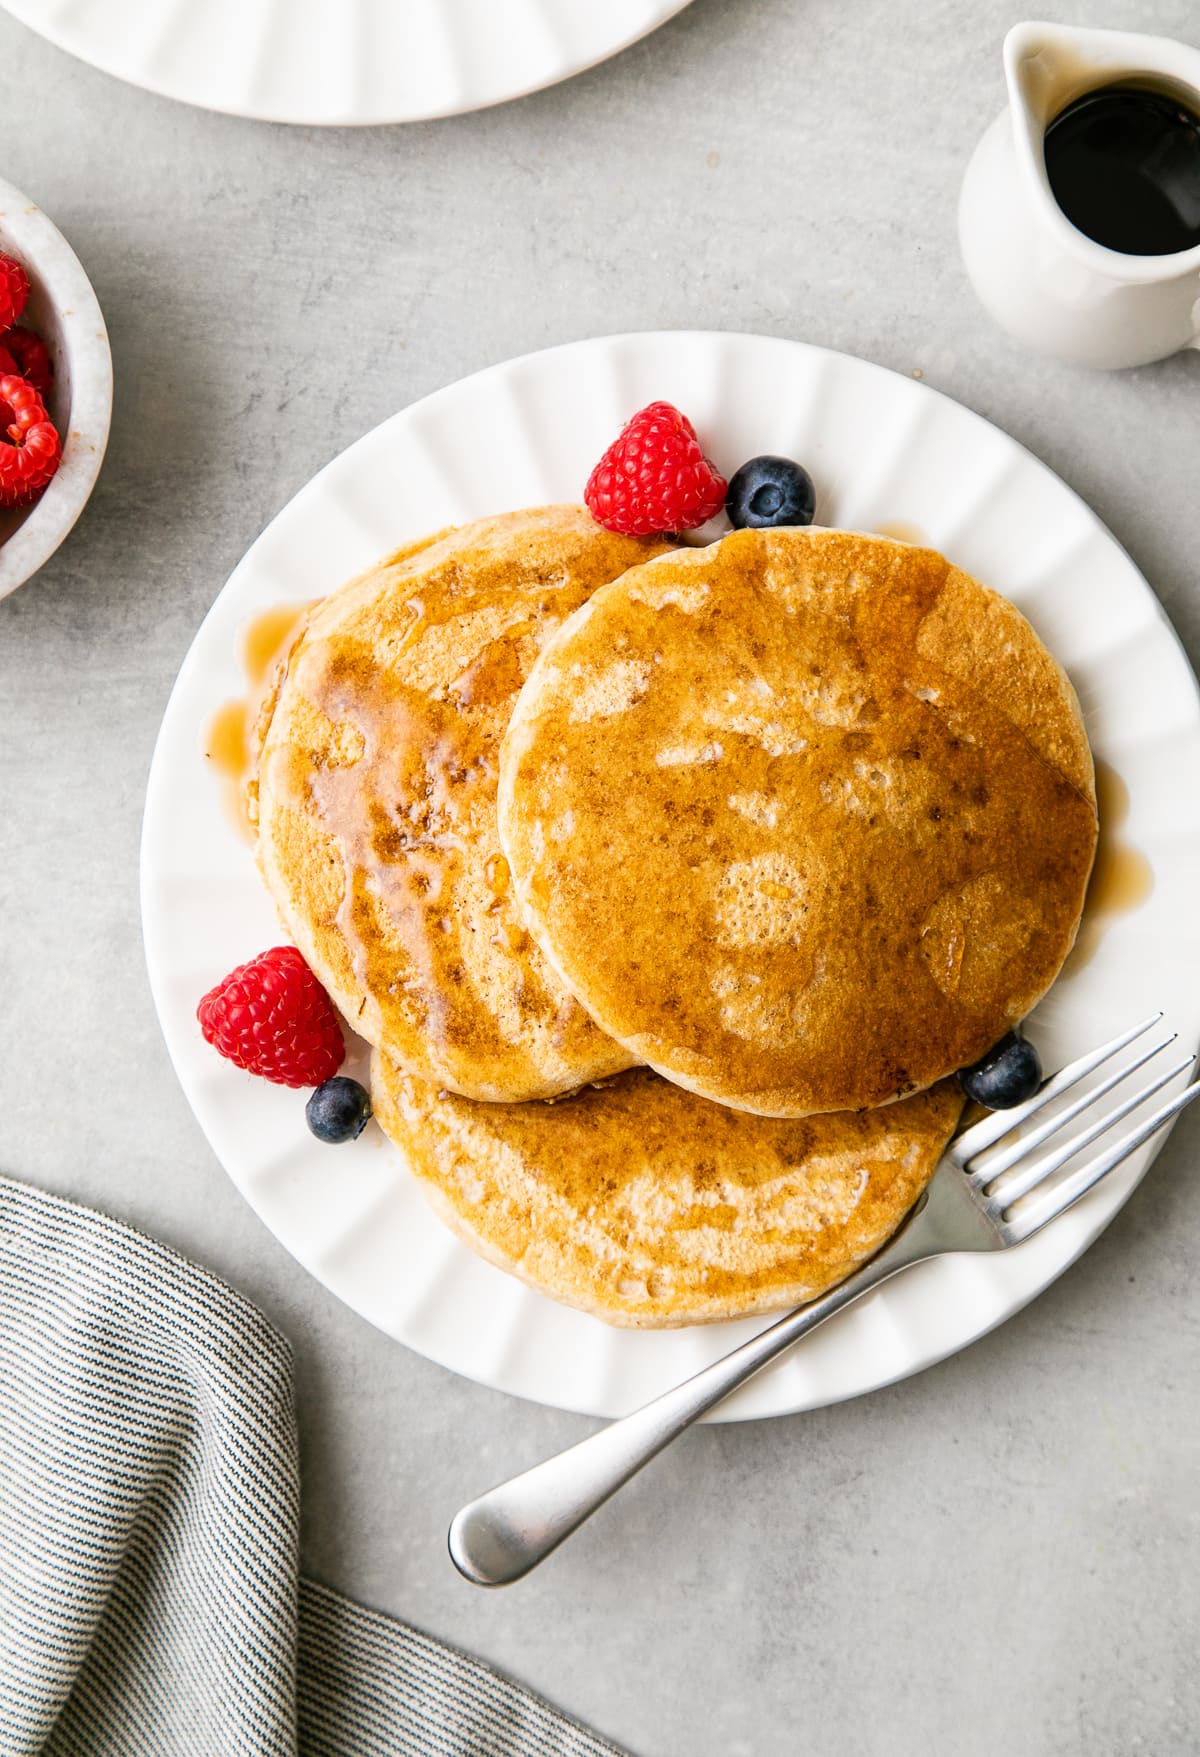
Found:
141,332 -> 1200,1419
0,0 -> 693,125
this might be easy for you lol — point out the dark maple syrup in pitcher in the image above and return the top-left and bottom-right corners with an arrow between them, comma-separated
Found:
1043,82 -> 1200,256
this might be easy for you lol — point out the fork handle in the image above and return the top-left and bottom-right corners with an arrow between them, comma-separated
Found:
448,1215 -> 932,1587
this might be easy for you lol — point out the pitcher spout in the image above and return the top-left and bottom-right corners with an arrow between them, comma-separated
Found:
1005,19 -> 1200,145
1004,23 -> 1106,139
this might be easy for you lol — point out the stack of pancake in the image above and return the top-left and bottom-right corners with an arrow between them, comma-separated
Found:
251,506 -> 1097,1327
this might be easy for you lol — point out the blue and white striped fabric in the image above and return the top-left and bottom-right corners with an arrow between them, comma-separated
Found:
0,1177 -> 626,1757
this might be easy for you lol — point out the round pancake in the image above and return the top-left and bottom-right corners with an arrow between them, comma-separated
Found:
370,1052 -> 963,1327
253,506 -> 669,1102
498,526 -> 1097,1117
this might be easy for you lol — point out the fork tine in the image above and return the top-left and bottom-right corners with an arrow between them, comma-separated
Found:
954,1012 -> 1163,1162
985,1053 -> 1194,1208
967,1034 -> 1179,1188
1004,1077 -> 1200,1245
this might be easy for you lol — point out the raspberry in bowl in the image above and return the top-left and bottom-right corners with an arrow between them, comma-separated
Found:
0,174 -> 112,602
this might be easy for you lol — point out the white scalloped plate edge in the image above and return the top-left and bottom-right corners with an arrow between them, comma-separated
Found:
0,0 -> 695,126
141,331 -> 1200,1420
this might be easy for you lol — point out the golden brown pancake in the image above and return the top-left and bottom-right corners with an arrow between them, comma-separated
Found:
253,506 -> 669,1101
371,1052 -> 963,1327
499,527 -> 1097,1117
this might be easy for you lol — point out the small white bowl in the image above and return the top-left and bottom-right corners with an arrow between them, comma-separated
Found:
0,174 -> 113,602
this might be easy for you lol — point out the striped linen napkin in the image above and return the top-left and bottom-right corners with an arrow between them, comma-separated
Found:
0,1176 -> 626,1757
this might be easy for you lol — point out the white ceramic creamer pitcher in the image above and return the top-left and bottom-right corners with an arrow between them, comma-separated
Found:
960,21 -> 1200,367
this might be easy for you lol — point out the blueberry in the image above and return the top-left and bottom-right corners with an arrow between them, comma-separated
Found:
725,455 -> 816,530
306,1076 -> 372,1143
958,1031 -> 1043,1109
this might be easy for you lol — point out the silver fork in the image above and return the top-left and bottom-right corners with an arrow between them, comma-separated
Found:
449,1015 -> 1199,1587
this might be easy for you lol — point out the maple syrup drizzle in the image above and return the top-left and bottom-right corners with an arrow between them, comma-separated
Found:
204,600 -> 316,841
267,584 -> 573,1065
1063,761 -> 1153,975
875,520 -> 929,547
243,603 -> 313,689
205,699 -> 248,776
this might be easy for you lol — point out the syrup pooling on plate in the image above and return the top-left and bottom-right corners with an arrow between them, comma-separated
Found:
1086,762 -> 1154,911
244,603 -> 314,688
205,599 -> 316,842
873,519 -> 929,547
1062,761 -> 1154,975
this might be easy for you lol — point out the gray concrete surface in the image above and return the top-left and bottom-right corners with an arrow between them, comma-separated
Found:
2,2 -> 1199,1752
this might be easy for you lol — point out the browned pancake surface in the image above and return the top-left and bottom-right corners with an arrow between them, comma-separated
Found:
254,506 -> 668,1101
371,1055 -> 963,1326
499,527 -> 1097,1116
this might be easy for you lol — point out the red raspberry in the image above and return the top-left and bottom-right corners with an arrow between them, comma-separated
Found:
0,327 -> 53,399
197,945 -> 346,1088
0,374 -> 62,507
585,401 -> 727,537
0,253 -> 30,332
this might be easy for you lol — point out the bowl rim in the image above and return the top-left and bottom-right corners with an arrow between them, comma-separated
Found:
0,172 -> 113,602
